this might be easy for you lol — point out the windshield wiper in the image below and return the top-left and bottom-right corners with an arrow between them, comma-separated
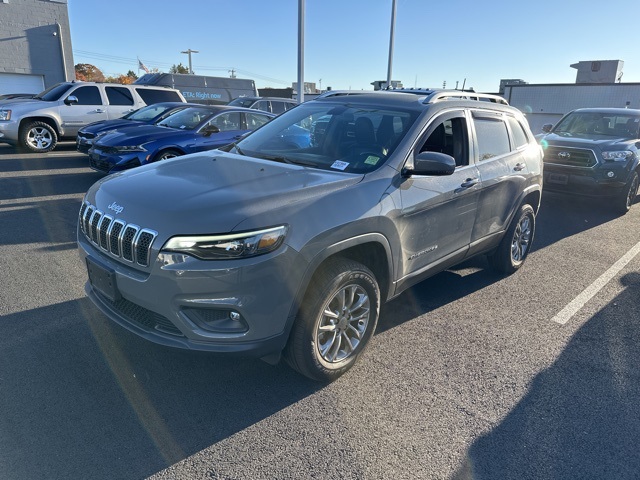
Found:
256,153 -> 317,167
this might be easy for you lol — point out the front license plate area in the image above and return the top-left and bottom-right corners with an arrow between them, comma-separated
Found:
86,257 -> 121,302
548,173 -> 568,185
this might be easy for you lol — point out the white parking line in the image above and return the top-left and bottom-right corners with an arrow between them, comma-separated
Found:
552,240 -> 640,325
1,168 -> 89,177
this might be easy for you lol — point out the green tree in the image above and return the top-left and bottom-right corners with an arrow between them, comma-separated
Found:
74,63 -> 105,82
126,70 -> 138,81
169,63 -> 189,74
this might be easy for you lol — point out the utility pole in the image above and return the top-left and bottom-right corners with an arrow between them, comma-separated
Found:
228,68 -> 237,78
180,49 -> 199,74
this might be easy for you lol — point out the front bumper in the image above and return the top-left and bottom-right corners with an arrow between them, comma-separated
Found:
543,163 -> 630,197
88,147 -> 143,173
78,229 -> 305,357
0,120 -> 19,145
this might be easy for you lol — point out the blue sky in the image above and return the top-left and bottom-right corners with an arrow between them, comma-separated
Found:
68,0 -> 640,93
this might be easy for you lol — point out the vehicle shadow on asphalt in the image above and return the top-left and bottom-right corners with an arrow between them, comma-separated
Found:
0,197 -> 85,247
534,193 -> 628,250
0,297 -> 322,479
451,272 -> 640,479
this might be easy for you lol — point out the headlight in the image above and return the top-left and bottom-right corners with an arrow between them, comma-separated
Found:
161,226 -> 287,260
602,150 -> 634,162
0,110 -> 11,121
113,144 -> 147,153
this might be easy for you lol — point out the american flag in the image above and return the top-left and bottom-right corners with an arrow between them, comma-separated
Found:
138,58 -> 150,74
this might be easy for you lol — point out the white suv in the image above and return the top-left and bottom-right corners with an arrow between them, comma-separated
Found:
0,81 -> 185,153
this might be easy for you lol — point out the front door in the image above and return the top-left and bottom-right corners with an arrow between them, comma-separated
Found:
397,110 -> 480,282
60,85 -> 108,136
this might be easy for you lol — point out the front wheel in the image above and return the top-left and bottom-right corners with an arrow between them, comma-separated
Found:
614,171 -> 639,214
153,149 -> 181,162
488,204 -> 536,275
20,121 -> 58,153
285,258 -> 380,382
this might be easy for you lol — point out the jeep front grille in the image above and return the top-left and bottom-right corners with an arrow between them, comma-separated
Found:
79,201 -> 157,267
543,146 -> 597,168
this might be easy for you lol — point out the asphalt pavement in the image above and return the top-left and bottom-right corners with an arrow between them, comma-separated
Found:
1,143 -> 639,479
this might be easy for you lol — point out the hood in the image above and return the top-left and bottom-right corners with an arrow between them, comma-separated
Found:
94,124 -> 186,146
542,132 -> 637,149
88,151 -> 363,235
80,119 -> 136,134
0,98 -> 50,111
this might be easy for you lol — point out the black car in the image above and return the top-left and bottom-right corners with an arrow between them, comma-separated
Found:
76,102 -> 189,154
539,108 -> 640,213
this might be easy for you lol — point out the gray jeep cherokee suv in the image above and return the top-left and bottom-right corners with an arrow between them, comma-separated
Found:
539,108 -> 640,214
77,90 -> 543,381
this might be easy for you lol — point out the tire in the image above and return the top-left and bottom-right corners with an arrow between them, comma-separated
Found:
488,204 -> 535,275
20,121 -> 57,153
284,258 -> 380,382
614,171 -> 639,215
153,149 -> 181,162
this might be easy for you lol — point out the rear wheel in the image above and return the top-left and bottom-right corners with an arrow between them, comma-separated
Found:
614,171 -> 639,214
285,258 -> 380,382
488,204 -> 535,275
20,121 -> 57,153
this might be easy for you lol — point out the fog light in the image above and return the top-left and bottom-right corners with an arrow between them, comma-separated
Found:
607,171 -> 615,178
182,307 -> 248,333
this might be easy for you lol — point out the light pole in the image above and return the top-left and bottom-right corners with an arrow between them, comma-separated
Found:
180,49 -> 199,74
386,0 -> 397,89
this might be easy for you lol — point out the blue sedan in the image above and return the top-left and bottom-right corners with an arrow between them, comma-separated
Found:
76,102 -> 189,154
87,105 -> 275,173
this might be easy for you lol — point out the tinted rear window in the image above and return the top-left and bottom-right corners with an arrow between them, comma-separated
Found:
135,88 -> 182,105
106,86 -> 134,106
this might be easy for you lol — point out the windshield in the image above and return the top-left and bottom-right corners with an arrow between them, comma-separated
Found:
33,83 -> 74,101
156,107 -> 214,130
553,112 -> 640,138
228,98 -> 255,108
233,101 -> 417,173
127,104 -> 182,122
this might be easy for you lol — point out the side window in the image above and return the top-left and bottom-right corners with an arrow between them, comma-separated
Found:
418,114 -> 469,167
245,112 -> 271,130
135,88 -> 183,104
105,87 -> 134,106
210,112 -> 241,131
253,101 -> 271,113
473,115 -> 510,161
271,101 -> 287,114
507,117 -> 529,149
70,86 -> 102,105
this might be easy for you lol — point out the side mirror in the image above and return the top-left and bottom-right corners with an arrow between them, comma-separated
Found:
202,124 -> 220,136
541,123 -> 553,133
64,95 -> 79,106
403,151 -> 456,177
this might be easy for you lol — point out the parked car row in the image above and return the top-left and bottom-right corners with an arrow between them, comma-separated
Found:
85,104 -> 274,173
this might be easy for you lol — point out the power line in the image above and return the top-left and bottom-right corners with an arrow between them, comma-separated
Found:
73,49 -> 291,85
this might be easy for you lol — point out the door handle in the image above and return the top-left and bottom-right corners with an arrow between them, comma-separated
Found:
514,162 -> 526,171
95,109 -> 105,113
460,178 -> 479,188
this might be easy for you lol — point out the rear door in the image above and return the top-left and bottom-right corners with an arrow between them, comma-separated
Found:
104,86 -> 136,119
470,111 -> 530,246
